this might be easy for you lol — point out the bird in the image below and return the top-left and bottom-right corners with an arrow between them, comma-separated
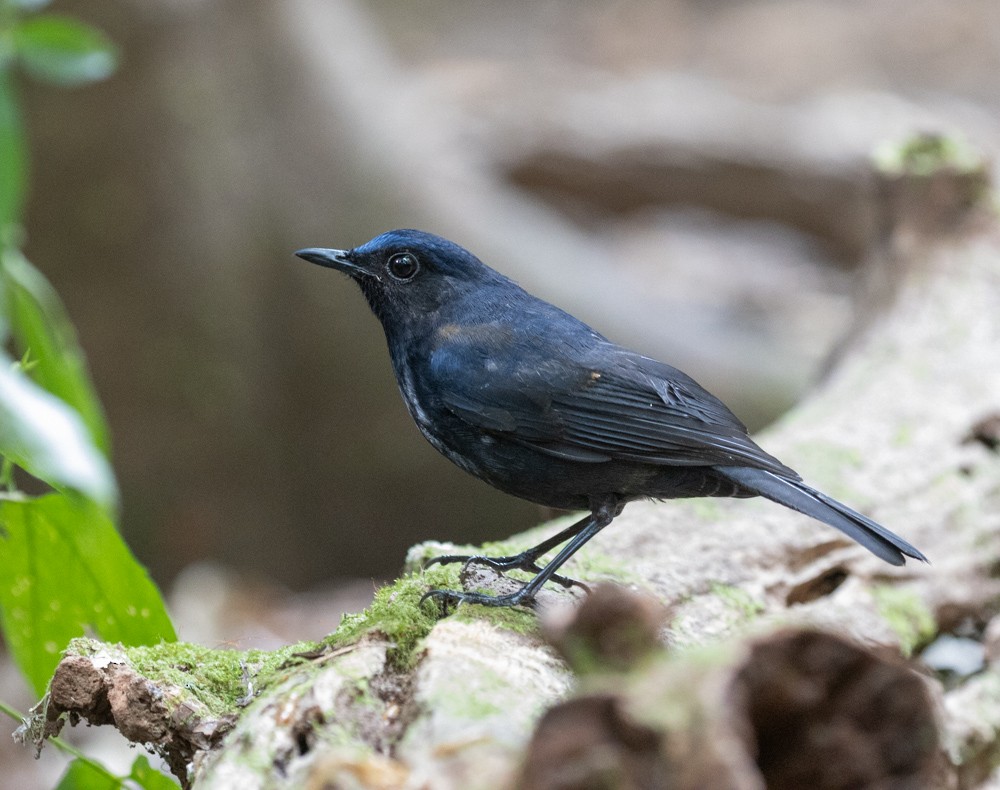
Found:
296,229 -> 926,609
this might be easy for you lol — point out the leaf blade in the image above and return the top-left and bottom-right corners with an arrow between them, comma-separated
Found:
0,353 -> 116,508
55,758 -> 122,790
2,249 -> 111,453
130,756 -> 180,789
14,15 -> 117,87
0,493 -> 176,695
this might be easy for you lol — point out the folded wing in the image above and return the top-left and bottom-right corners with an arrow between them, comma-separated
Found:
431,335 -> 795,476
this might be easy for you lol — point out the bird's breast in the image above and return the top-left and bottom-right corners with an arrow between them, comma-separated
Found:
392,354 -> 486,477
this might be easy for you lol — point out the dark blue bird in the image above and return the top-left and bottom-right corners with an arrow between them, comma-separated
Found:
296,230 -> 925,609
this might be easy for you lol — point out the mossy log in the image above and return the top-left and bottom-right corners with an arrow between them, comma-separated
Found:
24,139 -> 1000,789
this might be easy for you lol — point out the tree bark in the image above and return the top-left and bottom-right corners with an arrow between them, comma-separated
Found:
27,139 -> 1000,789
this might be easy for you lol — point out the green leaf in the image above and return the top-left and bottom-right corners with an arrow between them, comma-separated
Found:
0,72 -> 28,232
0,352 -> 117,508
14,15 -> 117,87
130,756 -> 180,789
55,758 -> 122,790
2,248 -> 111,453
0,493 -> 176,696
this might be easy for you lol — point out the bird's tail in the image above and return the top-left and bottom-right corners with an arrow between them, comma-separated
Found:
715,465 -> 927,566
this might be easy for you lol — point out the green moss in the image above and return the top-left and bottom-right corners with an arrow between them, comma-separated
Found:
325,559 -> 544,666
63,545 -> 557,724
328,566 -> 461,669
710,583 -> 765,622
62,638 -> 317,718
451,602 -> 537,636
872,586 -> 936,656
873,133 -> 984,176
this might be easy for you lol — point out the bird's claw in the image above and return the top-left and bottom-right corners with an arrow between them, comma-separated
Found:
423,552 -> 590,593
420,586 -> 537,612
422,553 -> 475,570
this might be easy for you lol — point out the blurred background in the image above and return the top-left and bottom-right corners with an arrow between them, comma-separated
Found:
3,0 -> 999,785
17,0 -> 1000,613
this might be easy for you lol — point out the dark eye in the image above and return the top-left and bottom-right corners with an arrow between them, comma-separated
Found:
387,252 -> 420,281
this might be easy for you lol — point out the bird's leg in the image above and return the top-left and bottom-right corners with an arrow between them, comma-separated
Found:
423,512 -> 594,590
421,497 -> 620,610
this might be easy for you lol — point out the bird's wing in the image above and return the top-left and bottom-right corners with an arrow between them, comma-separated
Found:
429,331 -> 795,476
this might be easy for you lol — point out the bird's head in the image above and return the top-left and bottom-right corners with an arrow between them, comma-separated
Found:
296,229 -> 511,331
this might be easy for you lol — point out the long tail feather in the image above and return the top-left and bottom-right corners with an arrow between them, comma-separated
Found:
715,466 -> 927,566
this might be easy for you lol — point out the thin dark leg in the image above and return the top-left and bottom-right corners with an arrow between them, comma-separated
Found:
423,512 -> 594,589
421,497 -> 620,610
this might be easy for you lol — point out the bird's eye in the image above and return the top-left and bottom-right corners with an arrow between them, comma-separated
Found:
387,252 -> 420,281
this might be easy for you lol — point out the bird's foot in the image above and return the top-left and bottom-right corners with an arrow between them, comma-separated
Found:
424,551 -> 590,592
419,586 -> 537,613
424,550 -> 532,573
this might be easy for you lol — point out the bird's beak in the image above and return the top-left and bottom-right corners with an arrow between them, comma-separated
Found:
295,247 -> 369,278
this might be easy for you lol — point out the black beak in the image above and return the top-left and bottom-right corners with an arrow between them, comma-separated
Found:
295,247 -> 368,278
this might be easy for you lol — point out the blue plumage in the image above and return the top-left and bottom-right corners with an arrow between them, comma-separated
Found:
297,230 -> 926,609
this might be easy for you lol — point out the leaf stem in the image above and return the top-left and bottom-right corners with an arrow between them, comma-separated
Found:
0,456 -> 15,490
